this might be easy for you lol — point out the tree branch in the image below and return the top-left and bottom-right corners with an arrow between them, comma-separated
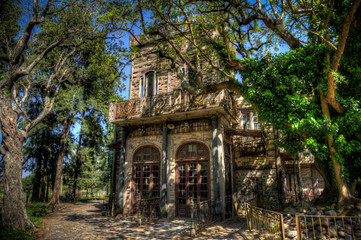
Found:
327,0 -> 361,113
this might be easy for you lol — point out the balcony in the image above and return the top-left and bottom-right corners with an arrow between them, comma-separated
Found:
233,138 -> 266,157
109,89 -> 237,124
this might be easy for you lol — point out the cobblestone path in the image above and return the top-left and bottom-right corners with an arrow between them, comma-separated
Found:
36,200 -> 268,239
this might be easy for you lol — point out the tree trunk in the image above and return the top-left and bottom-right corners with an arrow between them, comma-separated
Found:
0,89 -> 34,231
274,129 -> 286,208
49,114 -> 73,206
40,156 -> 48,202
71,116 -> 84,202
31,157 -> 42,202
46,171 -> 50,202
72,156 -> 81,202
319,89 -> 361,214
313,159 -> 338,205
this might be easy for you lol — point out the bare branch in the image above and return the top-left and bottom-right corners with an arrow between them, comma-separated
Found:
22,39 -> 62,76
10,3 -> 44,67
286,0 -> 313,14
298,21 -> 337,50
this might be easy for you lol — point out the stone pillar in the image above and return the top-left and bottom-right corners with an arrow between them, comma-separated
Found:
110,125 -> 118,216
211,115 -> 221,216
161,122 -> 168,217
117,126 -> 127,211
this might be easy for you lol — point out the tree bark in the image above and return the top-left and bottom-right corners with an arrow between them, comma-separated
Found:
31,157 -> 42,202
40,156 -> 48,202
71,115 -> 84,202
49,113 -> 73,206
0,84 -> 34,230
274,130 -> 286,208
318,89 -> 361,214
313,158 -> 337,205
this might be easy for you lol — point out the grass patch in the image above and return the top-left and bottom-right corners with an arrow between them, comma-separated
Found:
0,230 -> 36,240
26,202 -> 51,228
78,196 -> 109,202
0,202 -> 50,240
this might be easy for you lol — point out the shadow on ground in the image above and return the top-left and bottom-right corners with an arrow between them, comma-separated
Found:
39,200 -> 270,240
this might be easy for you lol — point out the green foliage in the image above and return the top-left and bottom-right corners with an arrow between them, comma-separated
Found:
0,230 -> 36,240
26,203 -> 50,228
0,202 -> 49,239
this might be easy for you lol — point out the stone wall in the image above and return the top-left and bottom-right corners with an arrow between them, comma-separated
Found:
116,118 -> 216,217
234,168 -> 279,210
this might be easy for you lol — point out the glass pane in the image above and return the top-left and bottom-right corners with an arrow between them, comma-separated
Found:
146,72 -> 154,96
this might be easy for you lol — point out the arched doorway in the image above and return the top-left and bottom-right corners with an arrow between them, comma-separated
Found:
132,146 -> 160,213
175,142 -> 210,217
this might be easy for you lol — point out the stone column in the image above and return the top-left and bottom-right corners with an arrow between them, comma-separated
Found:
211,115 -> 221,215
161,122 -> 168,217
117,126 -> 127,211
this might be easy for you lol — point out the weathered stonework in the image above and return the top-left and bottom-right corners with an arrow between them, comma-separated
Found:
109,36 -> 325,218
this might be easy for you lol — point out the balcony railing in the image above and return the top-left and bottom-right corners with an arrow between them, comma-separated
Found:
109,89 -> 237,122
234,139 -> 266,157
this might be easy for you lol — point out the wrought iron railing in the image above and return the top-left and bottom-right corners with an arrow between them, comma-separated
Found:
285,189 -> 322,205
189,199 -> 217,236
295,214 -> 361,240
193,200 -> 216,224
244,202 -> 286,239
109,89 -> 237,121
137,197 -> 161,218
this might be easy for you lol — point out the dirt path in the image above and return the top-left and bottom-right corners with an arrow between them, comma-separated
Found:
35,200 -> 264,239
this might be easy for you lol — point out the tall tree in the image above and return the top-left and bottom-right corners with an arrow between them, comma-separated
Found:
49,112 -> 74,205
116,0 -> 361,213
0,0 -> 127,230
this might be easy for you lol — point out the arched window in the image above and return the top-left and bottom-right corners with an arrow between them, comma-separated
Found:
132,146 -> 160,201
175,142 -> 210,217
140,71 -> 158,97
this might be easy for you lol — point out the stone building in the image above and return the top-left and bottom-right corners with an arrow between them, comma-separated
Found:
108,36 -> 324,218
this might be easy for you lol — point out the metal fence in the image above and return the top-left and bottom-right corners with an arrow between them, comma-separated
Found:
194,200 -> 216,224
244,202 -> 286,239
295,214 -> 361,239
138,197 -> 161,218
286,189 -> 322,206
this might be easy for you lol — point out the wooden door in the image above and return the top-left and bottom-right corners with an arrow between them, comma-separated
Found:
175,142 -> 210,217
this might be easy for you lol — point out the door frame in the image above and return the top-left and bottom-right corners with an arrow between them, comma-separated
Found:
175,142 -> 211,217
131,145 -> 161,214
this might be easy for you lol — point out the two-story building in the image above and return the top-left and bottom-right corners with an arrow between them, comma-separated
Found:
108,35 -> 325,218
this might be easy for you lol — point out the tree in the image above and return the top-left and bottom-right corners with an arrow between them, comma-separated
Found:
23,112 -> 61,203
0,0 -> 127,230
116,0 -> 361,213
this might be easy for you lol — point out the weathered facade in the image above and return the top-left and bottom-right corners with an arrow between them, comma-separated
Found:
108,36 -> 324,218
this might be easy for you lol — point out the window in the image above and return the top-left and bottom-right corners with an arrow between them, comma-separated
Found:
242,113 -> 251,130
242,112 -> 262,130
188,62 -> 203,87
133,146 -> 160,201
253,112 -> 262,129
140,71 -> 157,97
140,77 -> 144,97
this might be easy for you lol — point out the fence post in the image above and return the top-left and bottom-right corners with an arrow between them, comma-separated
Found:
137,193 -> 142,226
280,213 -> 286,240
296,214 -> 301,240
244,202 -> 251,231
190,197 -> 196,237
